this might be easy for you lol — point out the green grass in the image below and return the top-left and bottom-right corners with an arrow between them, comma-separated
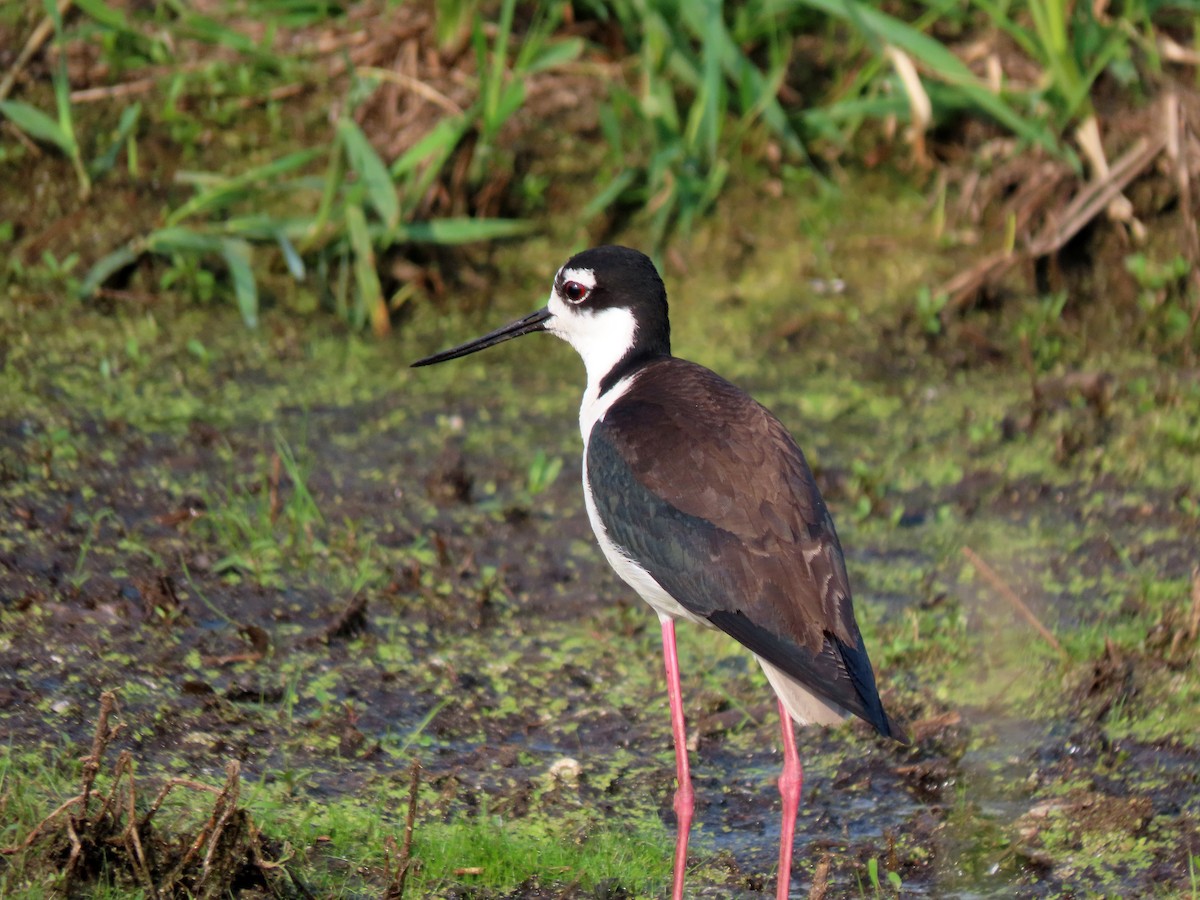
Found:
4,0 -> 1194,323
198,434 -> 329,590
0,1 -> 92,198
404,811 -> 672,896
4,0 -> 557,331
0,747 -> 673,897
0,664 -> 674,897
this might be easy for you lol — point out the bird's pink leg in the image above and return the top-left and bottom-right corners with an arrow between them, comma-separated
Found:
776,698 -> 803,900
660,615 -> 693,900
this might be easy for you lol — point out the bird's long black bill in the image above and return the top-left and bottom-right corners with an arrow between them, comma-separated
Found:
411,307 -> 552,367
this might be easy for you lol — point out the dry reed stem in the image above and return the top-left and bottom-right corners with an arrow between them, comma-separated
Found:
940,109 -> 1172,315
962,546 -> 1069,659
807,855 -> 831,900
386,759 -> 423,899
0,0 -> 73,102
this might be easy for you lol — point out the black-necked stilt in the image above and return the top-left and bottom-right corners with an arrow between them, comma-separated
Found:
413,245 -> 908,899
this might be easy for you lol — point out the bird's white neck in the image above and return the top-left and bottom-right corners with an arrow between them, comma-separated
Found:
544,279 -> 641,443
578,371 -> 635,444
547,298 -> 638,383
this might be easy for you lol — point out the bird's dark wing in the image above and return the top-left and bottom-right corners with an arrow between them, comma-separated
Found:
587,358 -> 904,740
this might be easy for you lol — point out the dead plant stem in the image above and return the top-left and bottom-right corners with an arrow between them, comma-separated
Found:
962,546 -> 1069,660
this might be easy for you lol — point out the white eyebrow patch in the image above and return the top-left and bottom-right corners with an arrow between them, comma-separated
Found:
560,266 -> 597,290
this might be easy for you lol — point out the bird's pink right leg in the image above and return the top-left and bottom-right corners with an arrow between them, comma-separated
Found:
775,698 -> 803,900
660,615 -> 693,900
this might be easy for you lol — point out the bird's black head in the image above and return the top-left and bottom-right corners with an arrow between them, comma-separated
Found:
412,245 -> 671,394
553,245 -> 670,353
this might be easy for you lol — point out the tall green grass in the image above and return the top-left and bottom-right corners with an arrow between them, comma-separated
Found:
3,0 -> 1190,320
586,0 -> 807,247
72,23 -> 554,333
585,0 -> 1187,247
4,0 -> 573,331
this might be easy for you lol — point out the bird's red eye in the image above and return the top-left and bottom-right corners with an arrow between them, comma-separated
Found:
562,281 -> 588,303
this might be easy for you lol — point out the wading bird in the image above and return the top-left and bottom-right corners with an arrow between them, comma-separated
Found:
412,245 -> 907,899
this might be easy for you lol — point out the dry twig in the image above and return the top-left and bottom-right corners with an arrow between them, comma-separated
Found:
80,690 -> 120,817
807,855 -> 832,900
962,546 -> 1069,660
939,107 -> 1172,316
3,692 -> 293,897
386,759 -> 422,899
0,0 -> 73,103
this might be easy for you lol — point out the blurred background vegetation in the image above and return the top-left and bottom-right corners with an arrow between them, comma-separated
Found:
1,0 -> 1196,350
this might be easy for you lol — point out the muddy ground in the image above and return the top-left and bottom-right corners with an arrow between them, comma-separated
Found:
2,176 -> 1200,898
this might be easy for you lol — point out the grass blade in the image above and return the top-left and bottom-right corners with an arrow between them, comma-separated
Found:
391,115 -> 470,179
493,81 -> 526,135
338,119 -> 399,230
521,36 -> 584,74
583,169 -> 638,219
344,202 -> 388,336
91,102 -> 141,178
166,149 -> 320,227
676,3 -> 804,155
219,238 -> 259,329
78,244 -> 140,299
306,138 -> 346,251
795,0 -> 1062,154
275,230 -> 306,280
487,0 -> 518,131
395,217 -> 533,244
146,226 -> 225,255
0,101 -> 69,151
214,214 -> 314,241
698,0 -> 723,162
167,5 -> 270,59
71,0 -> 134,32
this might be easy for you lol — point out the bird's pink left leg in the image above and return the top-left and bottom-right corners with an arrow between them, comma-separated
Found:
660,615 -> 693,900
776,698 -> 803,900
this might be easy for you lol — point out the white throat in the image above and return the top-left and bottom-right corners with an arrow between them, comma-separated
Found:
544,266 -> 639,441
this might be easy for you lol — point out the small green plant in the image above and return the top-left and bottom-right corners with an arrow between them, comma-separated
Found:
866,855 -> 903,895
461,0 -> 584,200
71,0 -> 585,332
1017,291 -> 1070,371
976,0 -> 1138,137
2,250 -> 80,297
526,449 -> 563,497
0,2 -> 88,197
200,436 -> 326,588
0,3 -> 143,198
69,509 -> 114,590
1126,251 -> 1193,346
185,337 -> 211,365
588,0 -> 801,248
795,0 -> 1060,155
915,285 -> 948,335
32,425 -> 79,480
80,101 -> 536,333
